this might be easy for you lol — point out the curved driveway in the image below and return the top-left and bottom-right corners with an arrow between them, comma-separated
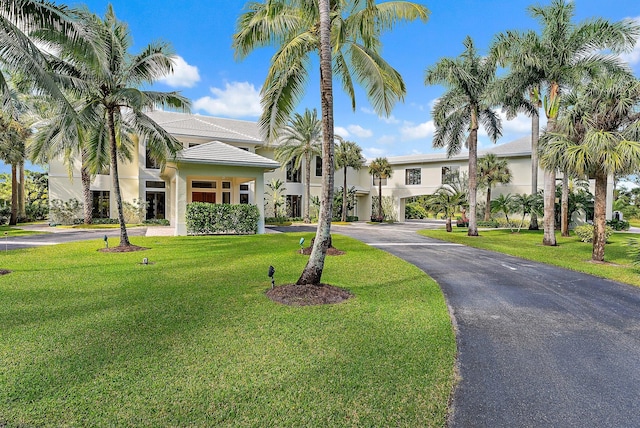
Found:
323,222 -> 640,427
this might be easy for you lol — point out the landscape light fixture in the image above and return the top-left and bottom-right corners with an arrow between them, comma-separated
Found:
268,265 -> 275,289
143,257 -> 149,265
299,237 -> 305,251
103,235 -> 108,248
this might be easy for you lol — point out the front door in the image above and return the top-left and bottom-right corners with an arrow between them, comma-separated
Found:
192,192 -> 216,203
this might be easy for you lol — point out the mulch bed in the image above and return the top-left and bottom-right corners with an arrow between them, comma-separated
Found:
98,245 -> 148,253
0,269 -> 11,275
266,283 -> 353,306
299,247 -> 345,256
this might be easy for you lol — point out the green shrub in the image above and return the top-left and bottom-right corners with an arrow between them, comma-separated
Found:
143,218 -> 170,226
606,218 -> 630,231
574,224 -> 614,243
477,220 -> 500,228
123,198 -> 147,224
186,203 -> 259,235
405,202 -> 428,219
49,199 -> 83,225
627,238 -> 640,266
91,218 -> 119,225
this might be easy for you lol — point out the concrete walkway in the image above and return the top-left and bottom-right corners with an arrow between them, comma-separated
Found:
277,221 -> 640,427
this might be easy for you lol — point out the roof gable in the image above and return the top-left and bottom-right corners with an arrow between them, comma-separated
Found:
174,141 -> 280,169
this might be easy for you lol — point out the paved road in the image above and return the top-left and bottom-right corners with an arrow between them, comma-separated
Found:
276,221 -> 640,427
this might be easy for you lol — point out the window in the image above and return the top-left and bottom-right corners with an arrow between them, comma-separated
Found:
240,184 -> 249,191
287,195 -> 302,217
405,168 -> 421,185
372,176 -> 387,186
315,156 -> 322,176
441,166 -> 460,184
146,181 -> 165,189
240,194 -> 249,204
192,181 -> 216,189
146,192 -> 165,220
222,192 -> 231,204
286,161 -> 301,183
222,181 -> 231,189
145,148 -> 161,169
91,191 -> 110,218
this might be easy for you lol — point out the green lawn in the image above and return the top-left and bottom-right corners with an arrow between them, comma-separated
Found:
0,234 -> 455,427
419,228 -> 640,287
0,225 -> 45,237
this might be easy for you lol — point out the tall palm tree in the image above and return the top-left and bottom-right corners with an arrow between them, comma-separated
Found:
540,72 -> 640,262
0,113 -> 29,225
368,157 -> 392,221
0,0 -> 88,107
425,36 -> 502,237
274,108 -> 322,224
490,32 -> 544,230
234,0 -> 429,285
478,153 -> 512,221
497,0 -> 639,246
335,139 -> 364,222
45,6 -> 189,247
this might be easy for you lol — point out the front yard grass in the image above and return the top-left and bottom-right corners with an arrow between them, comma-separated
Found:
0,225 -> 45,237
0,233 -> 455,427
419,228 -> 640,287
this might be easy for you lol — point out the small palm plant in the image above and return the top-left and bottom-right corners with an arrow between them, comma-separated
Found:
491,193 -> 516,230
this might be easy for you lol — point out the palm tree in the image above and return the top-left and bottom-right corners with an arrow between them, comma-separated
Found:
0,0 -> 87,106
490,32 -> 544,230
274,108 -> 321,224
42,6 -> 189,247
512,193 -> 540,232
428,182 -> 467,232
425,36 -> 502,237
491,193 -> 516,229
0,113 -> 29,225
540,72 -> 640,262
234,0 -> 428,285
368,157 -> 392,221
478,153 -> 512,221
335,139 -> 364,222
496,0 -> 639,246
265,178 -> 287,219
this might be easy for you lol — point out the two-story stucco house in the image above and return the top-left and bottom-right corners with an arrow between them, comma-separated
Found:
48,111 -> 613,234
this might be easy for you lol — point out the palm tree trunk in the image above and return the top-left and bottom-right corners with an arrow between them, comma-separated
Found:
543,168 -> 557,245
529,111 -> 540,230
107,108 -> 131,247
18,161 -> 25,220
592,168 -> 608,262
378,181 -> 383,219
9,164 -> 17,225
446,217 -> 452,232
561,172 -> 569,237
467,111 -> 479,237
81,149 -> 93,224
341,165 -> 348,222
304,153 -> 311,223
484,187 -> 491,221
297,0 -> 333,285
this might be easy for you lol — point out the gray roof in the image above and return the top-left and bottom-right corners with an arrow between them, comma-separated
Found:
384,136 -> 532,166
174,140 -> 280,169
146,110 -> 263,145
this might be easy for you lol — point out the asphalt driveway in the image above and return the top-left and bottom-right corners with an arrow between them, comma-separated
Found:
277,221 -> 640,427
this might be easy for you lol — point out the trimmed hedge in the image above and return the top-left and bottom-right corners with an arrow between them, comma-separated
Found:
186,203 -> 260,235
574,224 -> 614,243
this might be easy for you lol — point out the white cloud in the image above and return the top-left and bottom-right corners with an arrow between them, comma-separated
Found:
193,81 -> 261,118
400,120 -> 435,141
360,107 -> 400,124
410,102 -> 425,112
377,135 -> 397,145
620,17 -> 640,66
500,111 -> 531,134
158,56 -> 200,88
347,124 -> 373,138
363,147 -> 386,159
334,126 -> 350,139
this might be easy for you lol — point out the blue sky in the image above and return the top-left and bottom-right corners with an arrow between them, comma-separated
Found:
7,0 -> 640,174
